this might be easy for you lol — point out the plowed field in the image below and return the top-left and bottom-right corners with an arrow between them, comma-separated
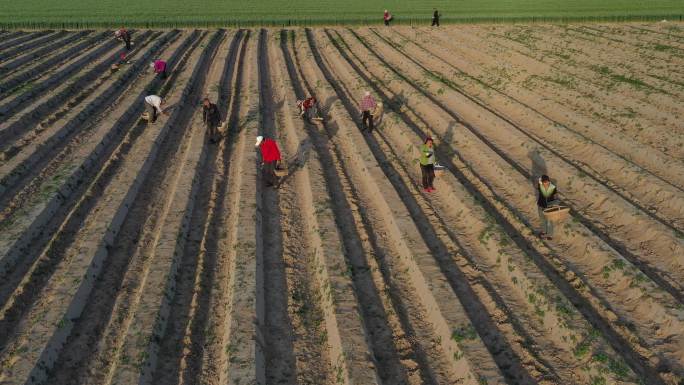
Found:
0,24 -> 682,385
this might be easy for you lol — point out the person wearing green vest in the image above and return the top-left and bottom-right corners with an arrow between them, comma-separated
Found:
420,136 -> 436,192
537,174 -> 559,240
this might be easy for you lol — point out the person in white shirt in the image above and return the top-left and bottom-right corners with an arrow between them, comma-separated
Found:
144,95 -> 166,123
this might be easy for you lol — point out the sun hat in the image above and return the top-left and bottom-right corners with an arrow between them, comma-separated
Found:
255,136 -> 264,147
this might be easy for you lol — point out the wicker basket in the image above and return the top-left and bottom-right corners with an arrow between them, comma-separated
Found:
274,163 -> 288,177
543,205 -> 570,222
141,112 -> 150,121
434,164 -> 445,178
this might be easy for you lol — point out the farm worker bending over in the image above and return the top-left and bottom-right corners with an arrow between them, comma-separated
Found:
115,27 -> 132,50
420,136 -> 436,192
144,95 -> 167,123
537,174 -> 559,240
202,98 -> 222,143
150,59 -> 167,79
384,10 -> 393,26
256,136 -> 282,188
298,96 -> 319,121
359,91 -> 377,133
432,9 -> 440,26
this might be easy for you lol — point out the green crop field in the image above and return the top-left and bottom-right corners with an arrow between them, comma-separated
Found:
0,0 -> 682,28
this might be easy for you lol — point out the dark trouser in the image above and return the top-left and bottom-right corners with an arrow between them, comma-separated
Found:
125,38 -> 131,50
432,18 -> 439,26
361,110 -> 374,131
263,161 -> 278,186
159,70 -> 167,79
384,19 -> 390,26
147,104 -> 158,123
207,122 -> 219,141
421,164 -> 435,189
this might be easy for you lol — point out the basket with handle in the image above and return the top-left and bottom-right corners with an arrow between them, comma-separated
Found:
433,163 -> 445,178
274,160 -> 288,177
543,205 -> 570,222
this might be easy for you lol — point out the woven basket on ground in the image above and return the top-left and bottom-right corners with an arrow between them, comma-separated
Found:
543,205 -> 570,222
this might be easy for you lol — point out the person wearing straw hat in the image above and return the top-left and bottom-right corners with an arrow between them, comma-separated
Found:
419,136 -> 437,192
150,59 -> 167,79
537,174 -> 559,240
256,135 -> 282,188
359,91 -> 377,133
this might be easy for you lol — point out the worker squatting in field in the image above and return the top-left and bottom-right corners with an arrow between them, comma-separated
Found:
114,27 -> 132,50
256,135 -> 283,188
144,94 -> 167,123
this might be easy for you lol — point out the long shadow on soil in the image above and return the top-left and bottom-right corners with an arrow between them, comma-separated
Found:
281,29 -> 412,385
149,30 -> 247,385
258,29 -> 298,384
337,27 -> 667,384
316,27 -> 540,384
0,31 -> 202,354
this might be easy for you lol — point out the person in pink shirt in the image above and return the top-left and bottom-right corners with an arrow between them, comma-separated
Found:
150,59 -> 167,79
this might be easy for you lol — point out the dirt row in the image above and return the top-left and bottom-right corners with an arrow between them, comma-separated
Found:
0,25 -> 681,385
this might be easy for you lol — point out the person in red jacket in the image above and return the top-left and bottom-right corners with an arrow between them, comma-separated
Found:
383,10 -> 393,26
298,96 -> 320,122
256,135 -> 282,187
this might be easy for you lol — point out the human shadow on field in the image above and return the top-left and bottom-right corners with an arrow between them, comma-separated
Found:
319,95 -> 338,137
387,90 -> 407,112
434,121 -> 457,162
529,148 -> 548,188
278,137 -> 312,185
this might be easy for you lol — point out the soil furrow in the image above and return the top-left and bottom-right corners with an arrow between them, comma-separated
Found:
0,31 -> 54,55
0,31 -> 92,76
464,27 -> 684,153
0,31 -> 109,96
0,31 -> 135,124
173,30 -> 251,385
325,27 -> 642,384
261,28 -> 342,384
311,27 -> 548,385
273,29 -> 380,385
334,27 -> 681,382
0,31 -> 67,63
0,31 -> 203,384
373,27 -> 684,235
398,27 -> 684,193
0,30 -> 158,203
258,29 -> 300,384
351,28 -> 684,303
216,30 -> 260,385
287,29 -> 421,385
94,31 -> 224,385
0,33 -> 184,288
148,30 -> 241,385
